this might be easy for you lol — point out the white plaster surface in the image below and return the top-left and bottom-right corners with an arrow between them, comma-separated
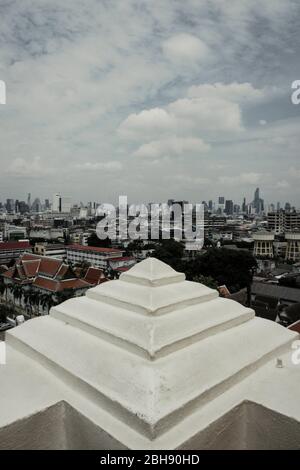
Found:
0,257 -> 299,449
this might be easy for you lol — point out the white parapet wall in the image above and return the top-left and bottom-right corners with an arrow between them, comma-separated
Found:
0,258 -> 299,449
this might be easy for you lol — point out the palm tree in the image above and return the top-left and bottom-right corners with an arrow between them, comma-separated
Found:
0,279 -> 7,304
40,292 -> 55,315
23,287 -> 41,317
8,284 -> 17,307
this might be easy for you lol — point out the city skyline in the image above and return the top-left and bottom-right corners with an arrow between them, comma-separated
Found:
0,1 -> 300,203
0,186 -> 298,213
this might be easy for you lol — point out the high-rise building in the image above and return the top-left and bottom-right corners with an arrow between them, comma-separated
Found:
6,199 -> 14,213
242,197 -> 246,213
52,193 -> 61,212
253,188 -> 264,214
225,200 -> 234,215
285,202 -> 291,212
268,210 -> 300,234
61,196 -> 72,213
52,194 -> 71,213
218,196 -> 225,213
31,198 -> 42,212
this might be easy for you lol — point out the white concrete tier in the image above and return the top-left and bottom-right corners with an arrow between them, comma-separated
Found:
0,257 -> 299,449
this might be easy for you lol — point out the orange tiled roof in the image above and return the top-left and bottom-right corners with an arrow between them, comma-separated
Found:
66,244 -> 122,254
0,241 -> 31,251
33,276 -> 90,292
2,253 -> 94,293
22,260 -> 40,278
39,257 -> 62,277
84,267 -> 106,285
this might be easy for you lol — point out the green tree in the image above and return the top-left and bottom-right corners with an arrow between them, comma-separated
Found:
40,292 -> 56,314
88,232 -> 112,248
192,275 -> 218,289
184,248 -> 256,297
151,239 -> 185,271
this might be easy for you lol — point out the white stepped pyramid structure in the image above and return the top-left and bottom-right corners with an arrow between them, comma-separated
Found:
0,257 -> 300,449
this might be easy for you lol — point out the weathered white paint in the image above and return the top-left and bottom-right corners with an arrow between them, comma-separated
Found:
0,257 -> 299,449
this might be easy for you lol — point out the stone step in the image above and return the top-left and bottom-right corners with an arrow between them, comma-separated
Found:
50,296 -> 255,359
86,279 -> 219,315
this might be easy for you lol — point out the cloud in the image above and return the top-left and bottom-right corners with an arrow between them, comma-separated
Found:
6,156 -> 52,178
133,137 -> 210,159
276,180 -> 289,189
187,82 -> 265,103
0,0 -> 299,204
219,173 -> 263,186
167,95 -> 243,134
75,161 -> 123,171
120,82 -> 266,158
118,108 -> 175,140
162,34 -> 211,64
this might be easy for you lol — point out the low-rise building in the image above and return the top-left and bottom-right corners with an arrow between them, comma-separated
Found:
34,243 -> 66,259
0,240 -> 32,265
1,253 -> 106,316
66,244 -> 124,269
285,232 -> 300,262
252,232 -> 275,258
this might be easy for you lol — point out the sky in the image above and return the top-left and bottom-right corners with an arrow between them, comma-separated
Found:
0,0 -> 300,207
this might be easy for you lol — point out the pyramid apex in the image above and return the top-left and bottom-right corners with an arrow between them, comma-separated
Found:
120,257 -> 185,286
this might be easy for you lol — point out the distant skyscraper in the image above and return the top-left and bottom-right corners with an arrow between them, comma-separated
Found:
253,187 -> 264,214
52,194 -> 71,213
218,196 -> 225,214
52,193 -> 61,212
242,197 -> 246,213
31,198 -> 41,212
208,200 -> 213,211
277,202 -> 281,211
27,193 -> 31,209
225,200 -> 234,215
6,198 -> 14,213
61,196 -> 72,213
285,202 -> 291,212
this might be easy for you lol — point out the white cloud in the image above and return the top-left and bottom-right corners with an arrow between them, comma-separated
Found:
188,82 -> 265,103
167,96 -> 243,134
0,0 -> 298,203
118,108 -> 175,140
6,156 -> 52,178
75,161 -> 123,171
276,180 -> 289,189
162,34 -> 211,63
134,137 -> 210,159
219,172 -> 263,186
